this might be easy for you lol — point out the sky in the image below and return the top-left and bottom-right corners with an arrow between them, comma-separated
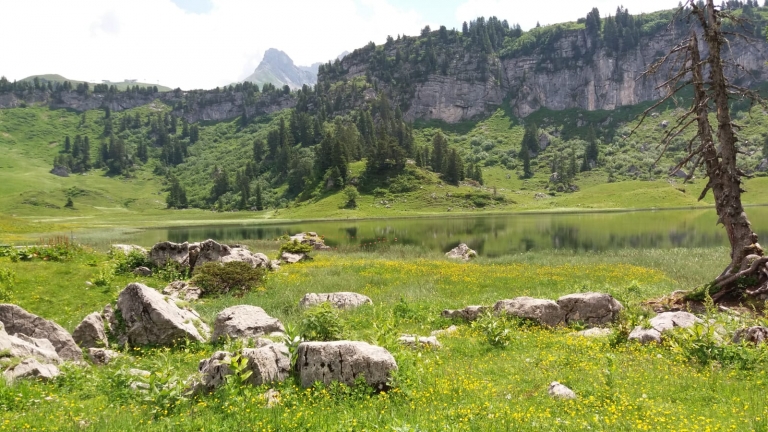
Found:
0,0 -> 680,90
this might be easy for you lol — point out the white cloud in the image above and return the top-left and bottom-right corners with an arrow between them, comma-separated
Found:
0,0 -> 680,90
0,0 -> 430,90
455,0 -> 681,30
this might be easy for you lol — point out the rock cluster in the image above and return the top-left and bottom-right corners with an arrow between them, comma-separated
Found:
149,239 -> 272,271
196,341 -> 291,392
628,311 -> 702,344
299,292 -> 372,309
0,304 -> 82,361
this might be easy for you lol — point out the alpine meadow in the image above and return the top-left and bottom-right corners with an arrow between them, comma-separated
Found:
3,1 -> 768,431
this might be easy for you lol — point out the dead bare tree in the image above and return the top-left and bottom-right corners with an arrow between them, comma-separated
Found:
635,0 -> 766,302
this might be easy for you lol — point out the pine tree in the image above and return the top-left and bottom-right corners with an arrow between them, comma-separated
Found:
568,151 -> 578,184
431,132 -> 448,173
64,136 -> 71,153
521,123 -> 539,155
236,170 -> 250,209
520,144 -> 532,179
210,167 -> 230,202
166,176 -> 188,209
255,183 -> 264,211
445,149 -> 461,185
331,135 -> 348,184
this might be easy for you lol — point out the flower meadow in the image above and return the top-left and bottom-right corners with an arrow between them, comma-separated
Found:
1,247 -> 766,431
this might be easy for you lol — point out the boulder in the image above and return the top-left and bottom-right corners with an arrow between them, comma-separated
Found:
0,322 -> 60,363
50,166 -> 69,177
441,305 -> 487,321
196,343 -> 290,392
296,341 -> 397,390
757,159 -> 768,173
628,311 -> 702,344
162,281 -> 202,301
4,358 -> 60,382
281,252 -> 309,264
0,304 -> 82,361
574,328 -> 612,338
494,297 -> 565,327
445,243 -> 477,261
430,325 -> 458,337
660,120 -> 669,128
132,266 -> 152,277
14,334 -> 57,354
289,233 -> 330,250
111,244 -> 148,255
556,293 -> 623,326
149,241 -> 191,268
212,305 -> 285,342
87,348 -> 120,365
733,326 -> 768,345
398,335 -> 441,348
72,312 -> 108,349
114,283 -> 209,346
548,381 -> 576,400
299,292 -> 373,309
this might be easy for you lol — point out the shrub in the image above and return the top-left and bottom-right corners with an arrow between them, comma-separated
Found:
93,265 -> 115,287
110,249 -> 151,274
343,186 -> 359,208
0,267 -> 15,302
191,261 -> 266,297
472,312 -> 514,348
300,303 -> 344,341
279,239 -> 312,255
667,322 -> 768,370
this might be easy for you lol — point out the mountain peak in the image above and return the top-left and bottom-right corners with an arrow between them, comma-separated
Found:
244,48 -> 316,90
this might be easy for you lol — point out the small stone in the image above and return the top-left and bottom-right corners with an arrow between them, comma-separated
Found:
574,328 -> 612,338
430,325 -> 458,336
299,292 -> 373,309
398,335 -> 441,348
132,266 -> 152,277
88,348 -> 120,365
548,381 -> 576,399
445,244 -> 477,261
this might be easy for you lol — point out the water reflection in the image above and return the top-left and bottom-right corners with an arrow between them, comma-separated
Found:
87,207 -> 768,256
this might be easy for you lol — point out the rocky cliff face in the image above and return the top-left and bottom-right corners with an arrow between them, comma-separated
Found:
0,89 -> 295,123
330,28 -> 768,122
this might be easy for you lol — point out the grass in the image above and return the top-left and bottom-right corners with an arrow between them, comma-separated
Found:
3,245 -> 768,431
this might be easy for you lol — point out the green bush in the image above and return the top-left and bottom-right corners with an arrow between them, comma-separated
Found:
192,261 -> 266,297
300,303 -> 344,341
472,312 -> 514,348
0,267 -> 16,302
279,239 -> 312,255
110,249 -> 151,274
667,322 -> 768,370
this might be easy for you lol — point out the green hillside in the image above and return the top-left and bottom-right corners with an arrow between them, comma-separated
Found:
21,74 -> 173,92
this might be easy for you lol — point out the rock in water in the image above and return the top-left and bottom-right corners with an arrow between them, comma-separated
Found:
4,358 -> 60,382
299,292 -> 373,309
296,341 -> 397,390
494,297 -> 565,327
445,243 -> 477,261
212,305 -> 285,342
556,293 -> 623,326
0,304 -> 82,361
548,381 -> 576,399
733,326 -> 768,345
72,312 -> 108,349
114,283 -> 209,346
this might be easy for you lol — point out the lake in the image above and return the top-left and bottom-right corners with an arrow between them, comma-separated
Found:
83,207 -> 768,257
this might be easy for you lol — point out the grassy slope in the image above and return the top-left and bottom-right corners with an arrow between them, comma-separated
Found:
2,246 -> 767,431
1,100 -> 767,242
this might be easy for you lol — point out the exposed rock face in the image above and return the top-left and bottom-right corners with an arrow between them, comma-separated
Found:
72,312 -> 108,349
162,281 -> 202,301
441,305 -> 487,321
114,283 -> 209,346
212,305 -> 285,342
149,240 -> 271,271
0,304 -> 82,361
0,322 -> 61,363
548,382 -> 576,400
556,293 -> 623,326
733,326 -> 768,345
244,48 -> 319,90
299,292 -> 373,309
4,358 -> 60,382
628,311 -> 702,344
445,243 -> 477,261
87,348 -> 120,365
494,297 -> 565,327
196,343 -> 291,392
296,341 -> 397,390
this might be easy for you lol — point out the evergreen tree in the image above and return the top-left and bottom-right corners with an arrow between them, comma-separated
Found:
444,149 -> 462,185
762,135 -> 768,158
330,134 -> 348,184
520,144 -> 533,178
254,183 -> 264,211
253,138 -> 265,162
210,167 -> 230,202
64,136 -> 71,153
137,142 -> 148,163
166,176 -> 188,209
431,132 -> 448,173
567,151 -> 578,184
236,169 -> 250,209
